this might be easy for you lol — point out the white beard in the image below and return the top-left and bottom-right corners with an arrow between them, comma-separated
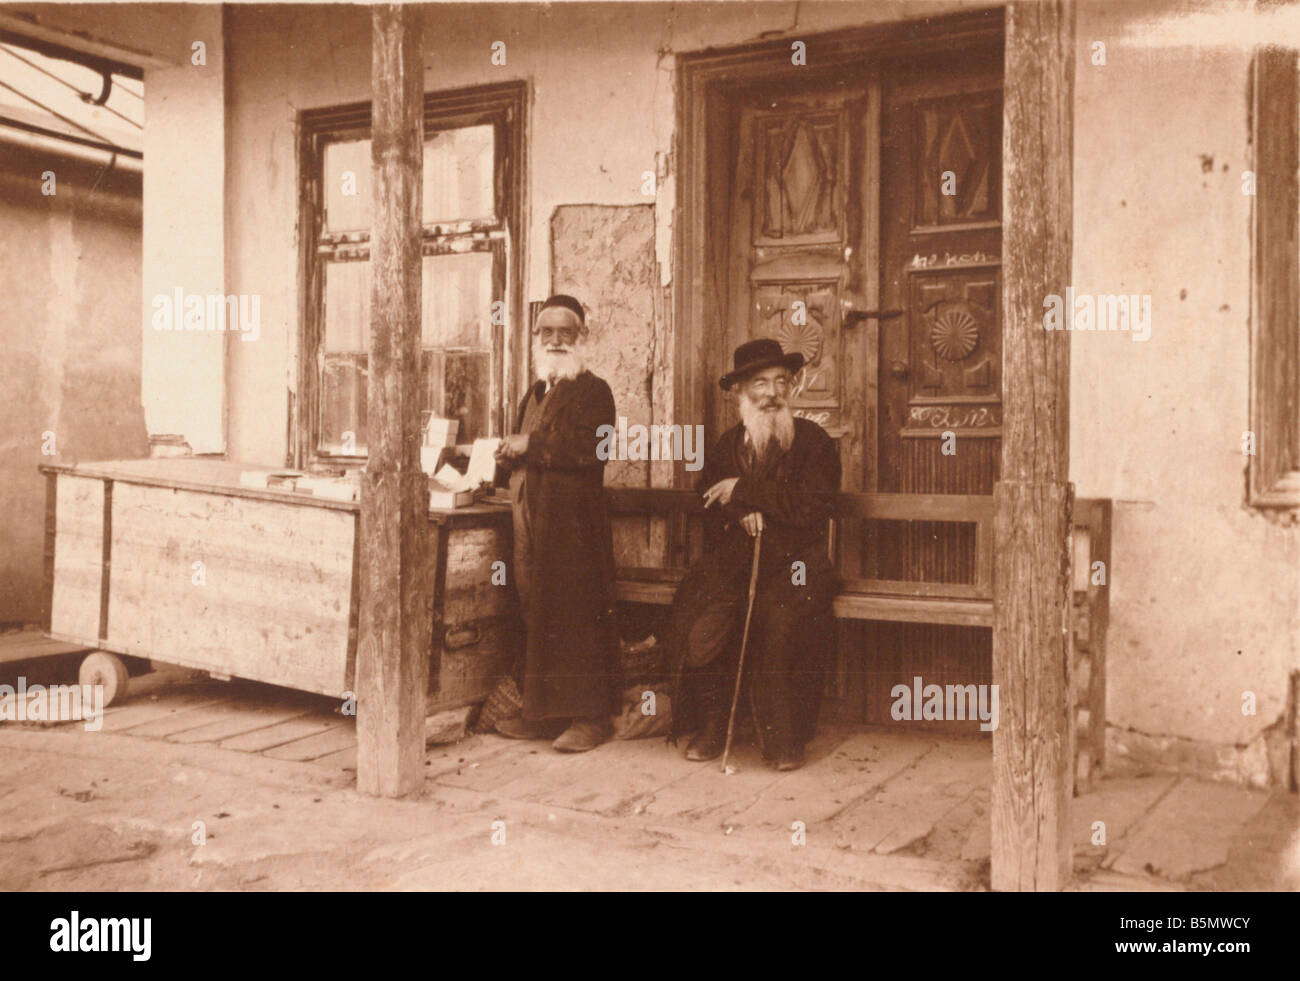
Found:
739,394 -> 795,457
533,337 -> 585,385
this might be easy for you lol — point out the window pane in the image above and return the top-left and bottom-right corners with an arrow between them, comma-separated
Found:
320,353 -> 367,456
325,125 -> 495,232
323,139 -> 372,233
321,260 -> 369,455
423,124 -> 494,223
421,252 -> 494,347
326,255 -> 492,351
324,260 -> 370,353
427,349 -> 491,444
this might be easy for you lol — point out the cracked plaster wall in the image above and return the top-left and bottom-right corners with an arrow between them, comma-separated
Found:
1071,0 -> 1299,781
0,154 -> 147,624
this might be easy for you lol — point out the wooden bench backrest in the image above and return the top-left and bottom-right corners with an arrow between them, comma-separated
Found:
606,487 -> 995,601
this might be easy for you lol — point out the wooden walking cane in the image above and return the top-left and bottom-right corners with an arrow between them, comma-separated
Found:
721,525 -> 762,773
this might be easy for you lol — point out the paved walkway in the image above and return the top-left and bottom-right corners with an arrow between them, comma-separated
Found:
0,669 -> 1294,890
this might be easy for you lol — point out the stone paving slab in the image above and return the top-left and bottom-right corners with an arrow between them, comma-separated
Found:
0,818 -> 160,890
518,736 -> 696,816
959,805 -> 992,862
826,739 -> 989,854
1187,791 -> 1300,891
1071,774 -> 1178,856
637,742 -> 790,829
418,734 -> 510,779
1107,777 -> 1272,881
432,733 -> 608,796
723,731 -> 937,832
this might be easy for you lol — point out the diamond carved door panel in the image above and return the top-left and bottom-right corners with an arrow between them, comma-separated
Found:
913,94 -> 1001,229
755,114 -> 844,244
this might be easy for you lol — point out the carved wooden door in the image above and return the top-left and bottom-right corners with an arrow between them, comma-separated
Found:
877,65 -> 1003,578
724,83 -> 879,495
862,61 -> 1003,725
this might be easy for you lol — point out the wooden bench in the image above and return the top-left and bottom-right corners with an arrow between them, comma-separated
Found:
608,487 -> 995,628
610,486 -> 1113,791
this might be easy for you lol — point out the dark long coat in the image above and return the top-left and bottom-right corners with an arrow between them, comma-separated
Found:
667,417 -> 842,749
504,370 -> 620,721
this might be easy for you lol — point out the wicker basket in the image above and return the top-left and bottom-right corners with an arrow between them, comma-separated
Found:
473,673 -> 524,734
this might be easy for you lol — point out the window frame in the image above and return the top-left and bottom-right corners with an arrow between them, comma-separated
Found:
294,80 -> 526,469
1248,46 -> 1300,510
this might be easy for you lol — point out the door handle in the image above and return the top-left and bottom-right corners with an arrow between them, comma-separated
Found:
888,360 -> 909,380
840,291 -> 903,328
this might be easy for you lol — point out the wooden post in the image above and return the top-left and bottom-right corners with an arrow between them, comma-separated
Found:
356,4 -> 428,798
991,0 -> 1075,891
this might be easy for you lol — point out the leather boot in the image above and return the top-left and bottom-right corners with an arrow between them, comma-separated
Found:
685,712 -> 729,762
552,717 -> 611,753
773,743 -> 805,772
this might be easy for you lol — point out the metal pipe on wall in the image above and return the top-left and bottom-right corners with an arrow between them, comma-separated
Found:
0,117 -> 142,175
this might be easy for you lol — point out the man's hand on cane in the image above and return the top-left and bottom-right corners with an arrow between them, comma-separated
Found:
703,478 -> 762,536
702,477 -> 738,508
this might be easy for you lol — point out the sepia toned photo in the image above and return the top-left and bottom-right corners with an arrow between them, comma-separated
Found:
0,0 -> 1297,924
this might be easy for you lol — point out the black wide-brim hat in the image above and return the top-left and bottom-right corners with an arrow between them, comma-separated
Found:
719,337 -> 805,390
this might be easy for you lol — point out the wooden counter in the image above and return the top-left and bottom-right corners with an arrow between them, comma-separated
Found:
40,458 -> 517,706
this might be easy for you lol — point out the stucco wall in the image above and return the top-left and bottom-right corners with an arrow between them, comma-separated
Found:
1071,0 -> 1299,781
219,0 -> 970,466
142,4 -> 227,454
0,150 -> 147,625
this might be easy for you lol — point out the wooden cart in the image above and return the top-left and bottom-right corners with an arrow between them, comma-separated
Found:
39,458 -> 517,708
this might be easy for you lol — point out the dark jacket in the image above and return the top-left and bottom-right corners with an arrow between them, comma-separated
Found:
703,417 -> 840,581
501,370 -> 620,720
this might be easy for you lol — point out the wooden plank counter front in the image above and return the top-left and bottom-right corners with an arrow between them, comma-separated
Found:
39,459 -> 517,708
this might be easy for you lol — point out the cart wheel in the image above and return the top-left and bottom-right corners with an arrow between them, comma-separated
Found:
79,651 -> 130,707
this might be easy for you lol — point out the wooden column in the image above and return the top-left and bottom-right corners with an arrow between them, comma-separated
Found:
356,4 -> 429,798
991,0 -> 1075,891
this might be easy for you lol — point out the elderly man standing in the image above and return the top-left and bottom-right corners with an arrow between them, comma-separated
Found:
666,339 -> 841,771
493,294 -> 620,752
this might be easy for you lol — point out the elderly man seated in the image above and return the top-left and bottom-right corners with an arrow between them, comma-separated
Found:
664,338 -> 841,771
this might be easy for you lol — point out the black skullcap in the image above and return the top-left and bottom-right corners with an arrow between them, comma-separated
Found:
539,294 -> 585,324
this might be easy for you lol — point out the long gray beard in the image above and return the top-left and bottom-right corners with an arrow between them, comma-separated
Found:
533,339 -> 585,385
739,396 -> 795,458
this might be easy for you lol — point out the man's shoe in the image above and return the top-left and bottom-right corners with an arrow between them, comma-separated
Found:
552,717 -> 610,753
495,715 -> 563,740
773,745 -> 805,772
685,715 -> 728,762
